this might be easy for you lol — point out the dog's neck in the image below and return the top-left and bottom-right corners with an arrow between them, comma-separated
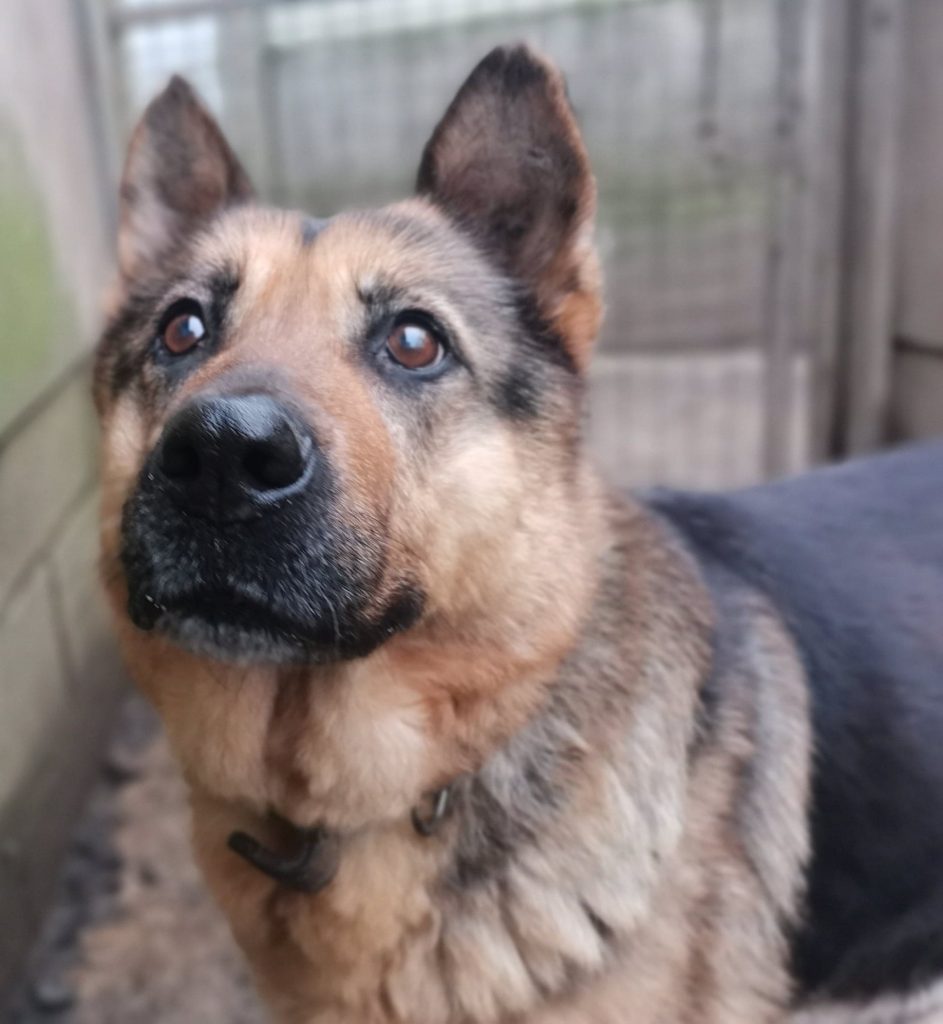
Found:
185,495 -> 716,1022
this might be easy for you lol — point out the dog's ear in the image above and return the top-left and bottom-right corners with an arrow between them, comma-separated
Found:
117,76 -> 254,280
417,45 -> 600,370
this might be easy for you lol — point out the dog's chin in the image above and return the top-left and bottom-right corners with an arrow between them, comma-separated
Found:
154,610 -> 337,665
125,580 -> 425,666
123,581 -> 346,664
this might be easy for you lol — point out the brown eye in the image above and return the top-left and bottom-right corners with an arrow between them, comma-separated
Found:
385,321 -> 443,371
161,309 -> 206,356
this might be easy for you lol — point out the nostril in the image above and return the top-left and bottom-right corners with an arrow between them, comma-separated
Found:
242,428 -> 309,491
160,437 -> 201,481
153,394 -> 313,516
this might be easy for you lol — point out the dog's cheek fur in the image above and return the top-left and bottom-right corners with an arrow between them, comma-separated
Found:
395,424 -> 588,628
98,396 -> 158,616
391,426 -> 527,616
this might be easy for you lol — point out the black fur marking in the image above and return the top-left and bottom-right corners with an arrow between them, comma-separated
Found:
208,267 -> 240,308
583,902 -> 614,944
446,687 -> 576,892
101,287 -> 165,400
493,365 -> 540,419
449,782 -> 530,889
648,440 -> 943,1002
356,279 -> 409,312
688,619 -> 726,758
204,268 -> 240,359
374,585 -> 425,642
512,290 -> 579,377
485,291 -> 583,431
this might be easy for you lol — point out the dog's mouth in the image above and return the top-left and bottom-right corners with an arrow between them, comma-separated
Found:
128,584 -> 338,663
124,567 -> 425,665
119,455 -> 426,665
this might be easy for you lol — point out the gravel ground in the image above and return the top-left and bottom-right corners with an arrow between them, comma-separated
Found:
6,695 -> 264,1024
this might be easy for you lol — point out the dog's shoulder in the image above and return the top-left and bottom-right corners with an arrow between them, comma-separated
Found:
643,440 -> 943,1005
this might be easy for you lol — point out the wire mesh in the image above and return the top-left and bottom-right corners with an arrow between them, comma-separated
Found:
106,0 -> 821,489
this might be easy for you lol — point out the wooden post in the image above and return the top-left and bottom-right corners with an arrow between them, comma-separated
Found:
71,0 -> 123,235
803,0 -> 854,465
832,0 -> 903,455
762,0 -> 810,478
761,0 -> 849,475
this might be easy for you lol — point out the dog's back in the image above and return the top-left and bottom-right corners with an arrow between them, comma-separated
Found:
648,440 -> 943,1007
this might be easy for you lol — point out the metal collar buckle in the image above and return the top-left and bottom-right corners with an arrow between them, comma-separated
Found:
228,786 -> 452,892
227,823 -> 340,893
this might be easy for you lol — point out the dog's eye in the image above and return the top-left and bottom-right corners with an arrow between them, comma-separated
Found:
159,304 -> 207,357
385,320 -> 443,371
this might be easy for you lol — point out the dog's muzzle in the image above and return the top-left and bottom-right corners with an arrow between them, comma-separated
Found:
121,387 -> 422,663
121,390 -> 335,660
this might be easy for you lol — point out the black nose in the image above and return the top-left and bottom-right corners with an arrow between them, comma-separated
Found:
156,394 -> 313,520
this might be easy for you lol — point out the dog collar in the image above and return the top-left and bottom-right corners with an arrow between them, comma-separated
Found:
227,785 -> 453,893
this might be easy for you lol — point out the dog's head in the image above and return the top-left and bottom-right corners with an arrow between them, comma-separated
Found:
96,44 -> 601,664
95,46 -> 604,818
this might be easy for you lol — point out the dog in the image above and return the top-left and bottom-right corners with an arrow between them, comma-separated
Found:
93,44 -> 943,1023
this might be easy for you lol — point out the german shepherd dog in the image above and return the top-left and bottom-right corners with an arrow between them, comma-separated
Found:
94,46 -> 943,1023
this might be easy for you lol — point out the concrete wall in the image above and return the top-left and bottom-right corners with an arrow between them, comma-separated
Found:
0,0 -> 125,997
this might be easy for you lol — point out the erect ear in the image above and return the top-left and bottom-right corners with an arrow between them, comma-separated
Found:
117,76 -> 254,281
417,45 -> 600,371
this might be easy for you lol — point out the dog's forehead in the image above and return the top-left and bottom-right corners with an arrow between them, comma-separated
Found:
196,199 -> 489,314
159,199 -> 513,426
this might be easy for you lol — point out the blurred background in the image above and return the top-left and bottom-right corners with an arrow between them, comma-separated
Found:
1,0 -> 942,1020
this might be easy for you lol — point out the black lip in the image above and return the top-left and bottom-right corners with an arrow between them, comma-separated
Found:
129,586 -> 330,652
161,614 -> 330,665
176,590 -> 316,638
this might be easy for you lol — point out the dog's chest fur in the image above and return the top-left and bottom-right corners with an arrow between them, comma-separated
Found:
185,508 -> 810,1024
